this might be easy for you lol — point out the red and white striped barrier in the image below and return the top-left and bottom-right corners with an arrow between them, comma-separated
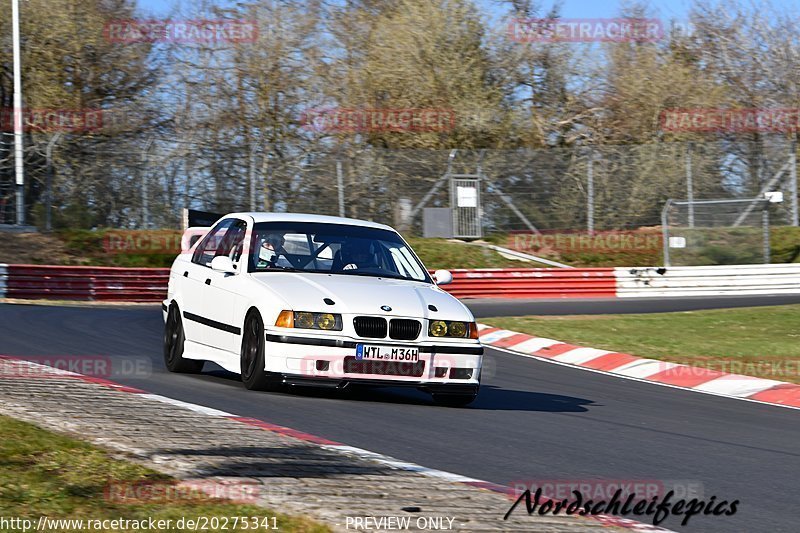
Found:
1,264 -> 169,302
1,263 -> 798,302
477,324 -> 800,409
445,268 -> 616,298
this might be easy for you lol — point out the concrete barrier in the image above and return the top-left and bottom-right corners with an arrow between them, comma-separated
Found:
615,264 -> 800,297
0,264 -> 7,298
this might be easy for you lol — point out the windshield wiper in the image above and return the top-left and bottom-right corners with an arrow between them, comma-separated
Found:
259,264 -> 300,272
337,270 -> 413,281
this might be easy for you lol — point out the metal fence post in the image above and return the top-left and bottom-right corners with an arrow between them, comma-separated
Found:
763,204 -> 770,264
336,160 -> 345,218
587,148 -> 594,235
249,142 -> 258,212
661,199 -> 672,267
686,142 -> 694,228
140,138 -> 153,229
790,138 -> 798,226
44,132 -> 62,232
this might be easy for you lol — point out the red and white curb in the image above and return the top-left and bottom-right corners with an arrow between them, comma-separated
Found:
477,324 -> 800,410
0,355 -> 667,532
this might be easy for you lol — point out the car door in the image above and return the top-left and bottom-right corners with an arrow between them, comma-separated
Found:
183,218 -> 236,346
202,218 -> 248,355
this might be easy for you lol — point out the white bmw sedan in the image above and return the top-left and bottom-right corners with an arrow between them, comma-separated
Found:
162,213 -> 483,406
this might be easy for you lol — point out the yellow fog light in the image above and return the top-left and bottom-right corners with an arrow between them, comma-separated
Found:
295,312 -> 314,329
430,320 -> 448,337
449,321 -> 467,338
317,313 -> 336,330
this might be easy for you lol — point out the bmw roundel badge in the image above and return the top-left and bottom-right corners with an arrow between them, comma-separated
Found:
380,305 -> 392,312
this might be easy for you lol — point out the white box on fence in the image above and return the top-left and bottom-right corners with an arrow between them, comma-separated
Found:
456,186 -> 477,208
668,236 -> 687,248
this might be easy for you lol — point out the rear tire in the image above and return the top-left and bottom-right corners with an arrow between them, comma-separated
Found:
163,304 -> 204,373
241,312 -> 283,392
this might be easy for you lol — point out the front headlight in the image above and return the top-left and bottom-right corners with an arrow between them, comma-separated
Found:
428,320 -> 477,338
275,310 -> 343,331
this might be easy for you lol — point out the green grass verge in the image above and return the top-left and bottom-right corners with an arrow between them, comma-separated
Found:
483,305 -> 800,383
0,415 -> 328,532
405,238 -> 525,269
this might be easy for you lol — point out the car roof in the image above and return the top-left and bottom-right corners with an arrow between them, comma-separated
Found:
224,212 -> 397,232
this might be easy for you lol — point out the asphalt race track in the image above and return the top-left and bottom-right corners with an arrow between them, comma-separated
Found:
1,300 -> 798,532
466,293 -> 800,318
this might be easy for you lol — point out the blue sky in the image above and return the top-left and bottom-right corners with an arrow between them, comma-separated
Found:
131,0 -> 697,51
135,0 -> 697,18
134,0 -> 794,28
529,0 -> 693,18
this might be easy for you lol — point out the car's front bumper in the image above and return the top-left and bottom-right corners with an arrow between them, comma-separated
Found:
263,331 -> 483,388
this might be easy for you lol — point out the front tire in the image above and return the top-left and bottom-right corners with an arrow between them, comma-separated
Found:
163,304 -> 204,373
241,312 -> 283,391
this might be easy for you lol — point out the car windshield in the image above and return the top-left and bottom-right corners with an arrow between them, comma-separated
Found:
248,222 -> 431,283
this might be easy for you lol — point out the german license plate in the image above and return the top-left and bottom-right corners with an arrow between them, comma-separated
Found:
355,344 -> 420,362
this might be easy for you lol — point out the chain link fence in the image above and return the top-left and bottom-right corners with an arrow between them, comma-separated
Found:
1,135 -> 798,245
662,198 -> 775,266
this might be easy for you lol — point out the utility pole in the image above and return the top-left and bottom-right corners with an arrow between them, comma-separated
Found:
12,0 -> 25,225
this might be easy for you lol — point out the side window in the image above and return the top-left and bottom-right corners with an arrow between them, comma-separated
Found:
219,220 -> 248,263
192,219 -> 235,267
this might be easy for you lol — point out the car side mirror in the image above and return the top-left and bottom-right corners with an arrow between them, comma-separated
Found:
210,256 -> 237,274
433,269 -> 453,285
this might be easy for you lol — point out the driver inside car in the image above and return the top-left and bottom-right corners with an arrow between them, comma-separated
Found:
339,239 -> 378,271
256,234 -> 287,268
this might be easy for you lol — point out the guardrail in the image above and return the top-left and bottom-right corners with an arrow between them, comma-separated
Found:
2,264 -> 169,302
0,263 -> 798,302
615,264 -> 800,297
445,268 -> 616,298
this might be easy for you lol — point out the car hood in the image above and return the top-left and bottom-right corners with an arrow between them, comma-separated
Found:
250,272 -> 472,321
